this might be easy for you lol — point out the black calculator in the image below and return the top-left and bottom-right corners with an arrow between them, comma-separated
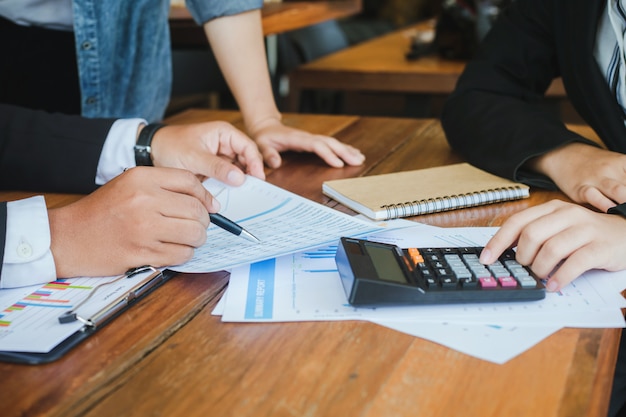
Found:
335,237 -> 545,306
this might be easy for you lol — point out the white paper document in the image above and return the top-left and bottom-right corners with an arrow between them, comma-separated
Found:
215,224 -> 626,363
220,242 -> 626,327
371,320 -> 561,365
171,176 -> 383,273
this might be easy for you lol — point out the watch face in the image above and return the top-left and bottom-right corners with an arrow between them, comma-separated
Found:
134,145 -> 153,166
135,123 -> 164,166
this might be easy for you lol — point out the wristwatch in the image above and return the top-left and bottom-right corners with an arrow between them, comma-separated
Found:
608,202 -> 626,218
134,123 -> 165,166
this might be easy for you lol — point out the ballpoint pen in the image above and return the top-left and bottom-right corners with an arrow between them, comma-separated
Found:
209,213 -> 260,243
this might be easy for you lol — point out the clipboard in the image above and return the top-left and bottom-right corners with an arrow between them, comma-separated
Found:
0,266 -> 176,365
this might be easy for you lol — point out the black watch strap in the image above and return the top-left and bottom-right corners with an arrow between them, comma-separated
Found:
134,123 -> 165,166
608,202 -> 626,218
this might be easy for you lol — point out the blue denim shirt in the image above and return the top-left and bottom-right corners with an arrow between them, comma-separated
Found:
72,0 -> 262,122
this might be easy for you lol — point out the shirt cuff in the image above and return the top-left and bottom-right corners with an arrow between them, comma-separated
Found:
1,196 -> 56,288
95,118 -> 147,185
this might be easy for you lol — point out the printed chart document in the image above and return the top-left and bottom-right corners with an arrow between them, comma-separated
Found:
215,224 -> 626,364
370,321 -> 561,364
171,176 -> 383,273
220,241 -> 626,326
0,269 -> 160,354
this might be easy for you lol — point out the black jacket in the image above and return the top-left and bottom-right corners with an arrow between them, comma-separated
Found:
0,103 -> 115,193
0,102 -> 116,278
441,0 -> 626,189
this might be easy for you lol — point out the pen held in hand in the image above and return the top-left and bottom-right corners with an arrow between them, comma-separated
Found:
209,213 -> 260,243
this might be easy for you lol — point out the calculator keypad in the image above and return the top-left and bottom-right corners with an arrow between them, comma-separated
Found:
336,237 -> 545,306
404,247 -> 539,290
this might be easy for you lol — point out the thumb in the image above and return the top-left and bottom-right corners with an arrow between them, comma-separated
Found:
202,155 -> 247,186
260,145 -> 282,169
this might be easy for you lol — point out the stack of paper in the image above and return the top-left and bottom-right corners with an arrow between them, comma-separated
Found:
213,221 -> 626,364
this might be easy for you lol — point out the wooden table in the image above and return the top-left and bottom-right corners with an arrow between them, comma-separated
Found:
1,110 -> 619,417
287,20 -> 566,112
169,0 -> 363,48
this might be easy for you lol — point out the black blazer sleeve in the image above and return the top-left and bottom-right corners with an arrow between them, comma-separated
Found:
440,0 -> 614,189
0,103 -> 117,193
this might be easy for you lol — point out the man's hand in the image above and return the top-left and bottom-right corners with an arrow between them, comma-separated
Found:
529,142 -> 626,212
49,167 -> 215,277
247,117 -> 365,169
479,200 -> 626,291
149,121 -> 265,184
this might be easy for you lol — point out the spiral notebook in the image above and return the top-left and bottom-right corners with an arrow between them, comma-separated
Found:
322,163 -> 530,220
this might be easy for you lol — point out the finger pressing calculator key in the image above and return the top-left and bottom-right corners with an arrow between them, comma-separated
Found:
335,237 -> 545,306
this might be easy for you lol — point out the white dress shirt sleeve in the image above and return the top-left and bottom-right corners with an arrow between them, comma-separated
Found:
95,118 -> 146,185
1,196 -> 56,288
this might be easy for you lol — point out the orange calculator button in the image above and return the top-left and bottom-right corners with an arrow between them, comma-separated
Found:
407,247 -> 424,264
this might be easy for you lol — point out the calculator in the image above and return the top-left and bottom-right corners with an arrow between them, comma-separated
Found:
335,237 -> 545,306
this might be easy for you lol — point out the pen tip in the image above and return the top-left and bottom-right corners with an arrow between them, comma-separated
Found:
242,229 -> 261,244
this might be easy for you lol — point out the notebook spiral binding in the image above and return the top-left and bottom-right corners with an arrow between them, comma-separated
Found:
381,186 -> 527,219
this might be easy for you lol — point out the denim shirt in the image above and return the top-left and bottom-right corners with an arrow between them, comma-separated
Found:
72,0 -> 262,122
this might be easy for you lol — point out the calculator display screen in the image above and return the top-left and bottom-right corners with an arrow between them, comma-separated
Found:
365,244 -> 408,283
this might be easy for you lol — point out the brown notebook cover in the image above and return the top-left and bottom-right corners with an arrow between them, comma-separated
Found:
322,163 -> 530,220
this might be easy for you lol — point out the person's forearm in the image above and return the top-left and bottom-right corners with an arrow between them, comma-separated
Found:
203,9 -> 281,134
525,142 -> 597,182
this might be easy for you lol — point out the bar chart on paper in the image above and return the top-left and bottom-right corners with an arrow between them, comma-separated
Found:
238,245 -> 343,320
0,279 -> 99,352
0,280 -> 93,328
223,244 -> 365,322
0,271 -> 160,354
214,224 -> 626,363
221,225 -> 626,328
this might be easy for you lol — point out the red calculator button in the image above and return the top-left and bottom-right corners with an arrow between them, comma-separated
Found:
498,276 -> 518,288
479,277 -> 498,288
